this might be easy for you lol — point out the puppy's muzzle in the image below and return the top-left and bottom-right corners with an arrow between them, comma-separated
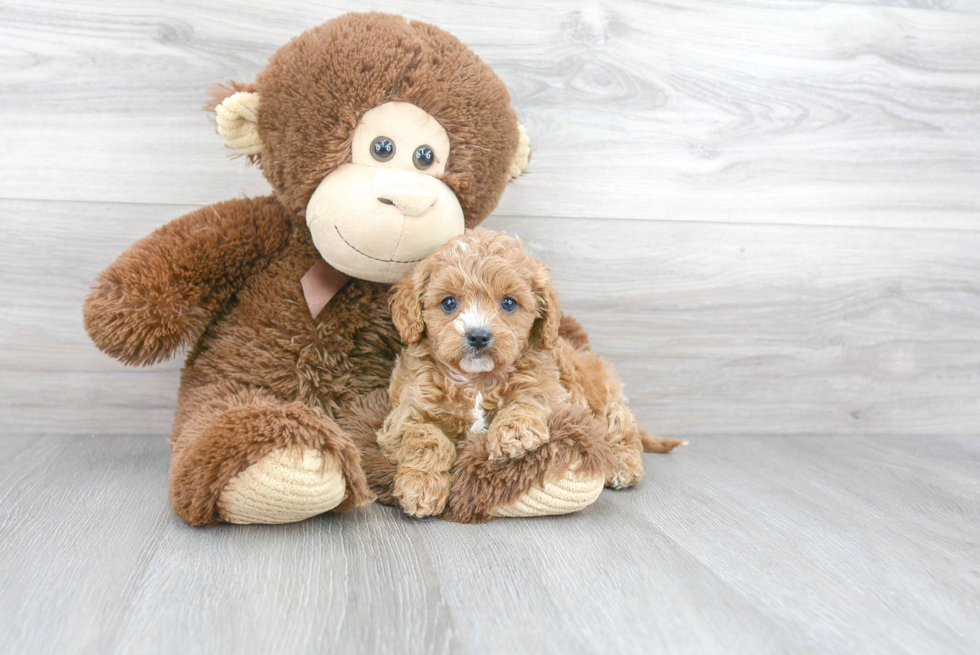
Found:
465,328 -> 492,351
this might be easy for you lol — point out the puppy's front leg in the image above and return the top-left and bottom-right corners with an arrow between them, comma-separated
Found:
389,422 -> 456,518
486,402 -> 551,460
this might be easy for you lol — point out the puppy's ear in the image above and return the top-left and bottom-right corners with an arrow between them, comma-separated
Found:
531,267 -> 561,351
389,267 -> 429,345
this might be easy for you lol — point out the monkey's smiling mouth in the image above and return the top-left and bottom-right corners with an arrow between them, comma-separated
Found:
334,226 -> 424,264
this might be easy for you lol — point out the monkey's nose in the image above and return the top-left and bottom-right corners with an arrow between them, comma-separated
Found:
373,167 -> 439,217
466,328 -> 492,350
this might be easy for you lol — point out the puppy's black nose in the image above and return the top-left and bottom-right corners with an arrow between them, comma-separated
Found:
466,329 -> 492,350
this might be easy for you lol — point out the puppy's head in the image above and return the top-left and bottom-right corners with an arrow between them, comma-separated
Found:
390,228 -> 561,375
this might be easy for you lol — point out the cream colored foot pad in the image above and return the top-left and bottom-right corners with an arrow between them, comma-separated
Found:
217,448 -> 346,524
495,469 -> 604,518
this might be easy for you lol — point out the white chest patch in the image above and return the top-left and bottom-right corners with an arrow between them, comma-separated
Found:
470,392 -> 489,433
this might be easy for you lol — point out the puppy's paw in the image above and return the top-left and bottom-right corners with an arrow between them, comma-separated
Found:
608,449 -> 645,489
487,414 -> 550,459
393,468 -> 451,518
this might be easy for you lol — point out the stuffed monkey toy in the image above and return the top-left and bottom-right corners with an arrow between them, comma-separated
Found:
83,12 -> 616,526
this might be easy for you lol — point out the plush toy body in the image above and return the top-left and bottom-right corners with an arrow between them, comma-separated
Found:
83,12 -> 616,526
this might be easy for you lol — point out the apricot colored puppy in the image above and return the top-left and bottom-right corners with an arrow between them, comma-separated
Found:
380,229 -> 681,518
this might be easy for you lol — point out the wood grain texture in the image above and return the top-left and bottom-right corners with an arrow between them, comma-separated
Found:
2,0 -> 979,437
4,199 -> 978,437
1,0 -> 979,228
2,4 -> 979,653
1,434 -> 977,654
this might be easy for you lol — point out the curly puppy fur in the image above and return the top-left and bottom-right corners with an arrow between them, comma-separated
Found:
380,229 -> 681,519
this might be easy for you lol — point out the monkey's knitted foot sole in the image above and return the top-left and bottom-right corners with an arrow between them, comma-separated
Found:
216,448 -> 346,524
495,469 -> 604,518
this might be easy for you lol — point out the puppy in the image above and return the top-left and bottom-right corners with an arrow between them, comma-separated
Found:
380,228 -> 681,517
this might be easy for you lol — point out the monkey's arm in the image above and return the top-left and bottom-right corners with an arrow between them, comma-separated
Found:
83,196 -> 292,366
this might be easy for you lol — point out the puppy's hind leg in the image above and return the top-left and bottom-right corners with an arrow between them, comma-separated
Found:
603,399 -> 646,489
604,399 -> 684,489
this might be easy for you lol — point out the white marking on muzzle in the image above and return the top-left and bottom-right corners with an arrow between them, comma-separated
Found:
454,306 -> 491,336
455,304 -> 494,373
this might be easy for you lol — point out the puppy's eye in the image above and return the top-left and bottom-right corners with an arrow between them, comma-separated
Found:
371,136 -> 395,162
501,297 -> 518,313
440,296 -> 457,312
413,145 -> 435,170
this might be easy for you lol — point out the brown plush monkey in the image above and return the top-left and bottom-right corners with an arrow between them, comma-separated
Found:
83,12 -> 614,526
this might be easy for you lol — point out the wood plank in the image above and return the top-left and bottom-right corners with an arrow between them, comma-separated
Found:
410,502 -> 814,654
840,0 -> 980,11
0,435 -> 461,654
529,217 -> 980,438
640,435 -> 980,653
1,0 -> 978,229
1,434 -> 977,654
3,199 -> 978,437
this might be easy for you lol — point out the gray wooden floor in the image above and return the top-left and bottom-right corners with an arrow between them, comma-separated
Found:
2,0 -> 980,653
1,434 -> 978,654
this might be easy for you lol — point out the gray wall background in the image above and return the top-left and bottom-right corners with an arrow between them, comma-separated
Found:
2,0 -> 978,438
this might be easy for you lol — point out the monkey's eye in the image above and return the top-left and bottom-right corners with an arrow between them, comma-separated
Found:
371,137 -> 395,162
440,296 -> 457,312
413,145 -> 435,170
501,297 -> 518,313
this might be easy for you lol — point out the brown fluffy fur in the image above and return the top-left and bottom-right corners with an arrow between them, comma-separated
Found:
244,12 -> 522,226
379,230 -> 681,519
82,13 -> 610,527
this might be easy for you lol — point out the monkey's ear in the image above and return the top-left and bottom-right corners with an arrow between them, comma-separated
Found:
389,271 -> 428,345
209,84 -> 262,157
507,123 -> 531,181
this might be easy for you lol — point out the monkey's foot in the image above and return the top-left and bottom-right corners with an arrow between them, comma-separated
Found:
216,448 -> 347,524
495,468 -> 604,518
169,392 -> 373,526
444,405 -> 615,523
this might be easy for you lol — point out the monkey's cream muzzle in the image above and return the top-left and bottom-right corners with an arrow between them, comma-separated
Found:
214,97 -> 529,285
306,163 -> 464,284
303,102 -> 465,283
